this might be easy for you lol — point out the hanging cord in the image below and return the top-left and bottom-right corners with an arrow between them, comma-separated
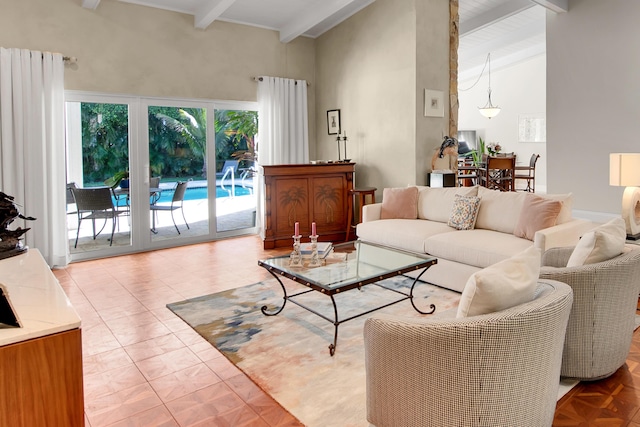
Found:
459,52 -> 490,92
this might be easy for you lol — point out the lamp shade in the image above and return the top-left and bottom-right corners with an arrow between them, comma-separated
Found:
610,153 -> 640,186
479,107 -> 501,119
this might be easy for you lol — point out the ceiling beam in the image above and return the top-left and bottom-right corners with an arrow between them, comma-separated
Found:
82,0 -> 101,10
279,0 -> 360,43
194,0 -> 238,30
530,0 -> 568,13
460,0 -> 534,36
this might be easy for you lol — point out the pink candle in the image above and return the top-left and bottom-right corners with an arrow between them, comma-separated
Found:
294,222 -> 300,236
312,222 -> 317,236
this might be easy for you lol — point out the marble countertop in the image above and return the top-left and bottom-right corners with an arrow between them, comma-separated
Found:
0,249 -> 80,346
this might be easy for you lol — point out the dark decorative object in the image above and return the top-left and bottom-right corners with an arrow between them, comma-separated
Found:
0,192 -> 36,260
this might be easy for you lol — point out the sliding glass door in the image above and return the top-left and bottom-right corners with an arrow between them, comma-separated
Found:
146,103 -> 209,243
65,92 -> 258,261
65,96 -> 133,257
214,108 -> 258,234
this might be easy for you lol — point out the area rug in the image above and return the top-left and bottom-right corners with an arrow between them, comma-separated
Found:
167,277 -> 577,427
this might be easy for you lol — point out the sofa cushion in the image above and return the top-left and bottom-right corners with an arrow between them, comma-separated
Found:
513,194 -> 562,241
425,229 -> 533,269
475,187 -> 529,234
417,186 -> 479,222
356,219 -> 454,254
567,217 -> 626,266
537,192 -> 574,224
456,246 -> 541,318
448,194 -> 481,230
380,187 -> 418,219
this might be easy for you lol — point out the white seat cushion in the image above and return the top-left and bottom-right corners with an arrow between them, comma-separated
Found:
425,229 -> 533,268
356,219 -> 454,254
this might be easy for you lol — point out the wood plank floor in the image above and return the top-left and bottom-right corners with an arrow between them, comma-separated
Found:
53,235 -> 640,426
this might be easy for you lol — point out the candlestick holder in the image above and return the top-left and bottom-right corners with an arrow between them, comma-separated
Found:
337,132 -> 348,162
289,235 -> 303,267
307,235 -> 323,267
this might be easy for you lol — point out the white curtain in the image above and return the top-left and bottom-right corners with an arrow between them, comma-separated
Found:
0,48 -> 67,267
256,76 -> 309,237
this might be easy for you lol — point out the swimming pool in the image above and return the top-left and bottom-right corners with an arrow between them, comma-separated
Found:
156,185 -> 252,203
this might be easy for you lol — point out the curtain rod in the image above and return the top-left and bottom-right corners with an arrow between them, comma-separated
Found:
252,76 -> 310,86
36,51 -> 77,63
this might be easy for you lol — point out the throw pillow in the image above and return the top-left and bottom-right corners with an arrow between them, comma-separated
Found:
448,194 -> 481,230
566,217 -> 626,267
513,195 -> 562,241
380,187 -> 418,219
456,246 -> 541,318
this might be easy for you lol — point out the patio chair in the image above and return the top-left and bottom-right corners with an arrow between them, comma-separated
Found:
150,181 -> 189,234
66,182 -> 77,215
71,187 -> 126,248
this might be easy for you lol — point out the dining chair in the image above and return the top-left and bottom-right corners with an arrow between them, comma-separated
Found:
514,154 -> 540,192
150,181 -> 189,234
479,155 -> 516,191
71,187 -> 126,248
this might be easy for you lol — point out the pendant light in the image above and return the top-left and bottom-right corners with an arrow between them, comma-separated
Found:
478,53 -> 501,119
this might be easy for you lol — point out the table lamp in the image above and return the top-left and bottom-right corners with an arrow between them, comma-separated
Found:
609,153 -> 640,240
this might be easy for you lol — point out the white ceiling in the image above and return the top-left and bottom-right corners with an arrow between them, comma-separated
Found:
82,0 -> 567,76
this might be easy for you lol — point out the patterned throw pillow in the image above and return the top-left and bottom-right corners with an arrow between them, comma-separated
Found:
448,194 -> 481,230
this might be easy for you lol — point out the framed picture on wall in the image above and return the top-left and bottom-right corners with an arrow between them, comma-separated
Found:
327,109 -> 341,135
518,114 -> 546,142
424,89 -> 444,117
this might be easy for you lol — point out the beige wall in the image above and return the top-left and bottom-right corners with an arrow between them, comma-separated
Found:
0,0 -> 317,150
547,0 -> 640,215
1,0 -> 451,195
315,0 -> 449,192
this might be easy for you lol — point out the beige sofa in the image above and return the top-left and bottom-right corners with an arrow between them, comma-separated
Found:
356,186 -> 594,292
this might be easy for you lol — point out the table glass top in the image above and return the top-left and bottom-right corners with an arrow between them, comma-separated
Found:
258,241 -> 435,291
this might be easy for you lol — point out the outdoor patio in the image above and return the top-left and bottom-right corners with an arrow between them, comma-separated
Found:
68,194 -> 256,253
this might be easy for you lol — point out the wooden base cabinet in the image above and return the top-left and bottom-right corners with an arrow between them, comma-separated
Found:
262,163 -> 355,249
0,249 -> 84,427
0,329 -> 84,427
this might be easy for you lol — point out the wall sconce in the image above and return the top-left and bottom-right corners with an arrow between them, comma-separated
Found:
609,153 -> 640,239
478,53 -> 501,119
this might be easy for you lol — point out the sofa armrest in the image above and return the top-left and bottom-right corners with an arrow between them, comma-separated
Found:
541,246 -> 574,268
533,219 -> 595,252
361,203 -> 382,222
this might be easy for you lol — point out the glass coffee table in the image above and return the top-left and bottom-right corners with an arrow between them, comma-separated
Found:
258,241 -> 437,355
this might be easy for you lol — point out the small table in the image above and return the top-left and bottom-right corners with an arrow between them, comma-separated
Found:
258,241 -> 437,355
345,187 -> 376,241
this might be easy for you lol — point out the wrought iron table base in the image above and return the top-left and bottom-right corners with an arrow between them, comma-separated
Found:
261,268 -> 435,356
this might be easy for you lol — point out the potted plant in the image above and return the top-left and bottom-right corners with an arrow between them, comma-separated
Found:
471,137 -> 487,167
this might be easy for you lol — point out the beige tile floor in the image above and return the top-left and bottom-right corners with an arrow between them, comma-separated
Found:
54,235 -> 300,427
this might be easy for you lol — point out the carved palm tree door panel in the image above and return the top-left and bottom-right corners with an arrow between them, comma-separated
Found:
262,163 -> 355,249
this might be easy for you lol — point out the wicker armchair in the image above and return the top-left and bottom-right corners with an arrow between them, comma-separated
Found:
364,280 -> 573,427
540,245 -> 640,380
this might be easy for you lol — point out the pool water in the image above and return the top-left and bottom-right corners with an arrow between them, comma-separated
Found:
156,185 -> 252,203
